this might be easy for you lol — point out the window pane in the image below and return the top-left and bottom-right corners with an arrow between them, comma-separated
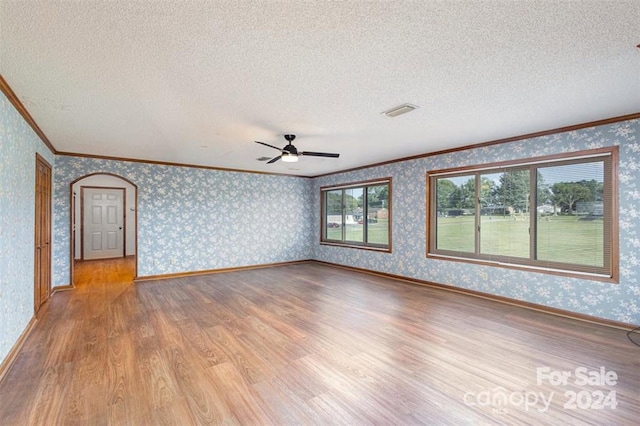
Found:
536,161 -> 604,267
367,185 -> 389,245
480,170 -> 530,258
325,189 -> 342,240
344,187 -> 364,242
321,179 -> 391,250
435,176 -> 475,253
428,149 -> 615,279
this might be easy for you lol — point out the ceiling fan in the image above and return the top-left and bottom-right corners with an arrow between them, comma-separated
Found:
255,134 -> 340,164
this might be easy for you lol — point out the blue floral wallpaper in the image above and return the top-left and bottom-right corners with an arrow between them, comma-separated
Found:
53,157 -> 313,285
312,119 -> 640,325
0,92 -> 55,363
3,84 -> 639,372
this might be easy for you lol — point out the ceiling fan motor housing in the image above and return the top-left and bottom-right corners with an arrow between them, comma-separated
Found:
284,144 -> 298,155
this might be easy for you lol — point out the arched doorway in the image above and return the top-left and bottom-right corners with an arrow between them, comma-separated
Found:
69,173 -> 138,286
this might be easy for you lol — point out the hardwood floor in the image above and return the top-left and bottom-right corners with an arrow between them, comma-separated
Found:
0,260 -> 638,425
73,256 -> 136,287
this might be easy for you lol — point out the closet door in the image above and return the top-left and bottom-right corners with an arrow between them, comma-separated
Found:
34,154 -> 52,314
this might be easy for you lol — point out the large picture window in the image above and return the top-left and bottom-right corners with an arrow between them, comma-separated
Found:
321,178 -> 391,251
427,147 -> 618,281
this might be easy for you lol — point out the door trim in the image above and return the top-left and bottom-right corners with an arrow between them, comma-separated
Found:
80,186 -> 126,260
69,173 -> 138,286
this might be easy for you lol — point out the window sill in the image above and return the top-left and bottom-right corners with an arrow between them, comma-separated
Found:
320,241 -> 392,253
426,253 -> 617,284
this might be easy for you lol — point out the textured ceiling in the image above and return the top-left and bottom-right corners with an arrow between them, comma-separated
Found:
1,1 -> 639,176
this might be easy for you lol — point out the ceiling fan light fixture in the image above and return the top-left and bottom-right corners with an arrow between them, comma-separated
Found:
254,134 -> 338,165
382,103 -> 419,118
281,153 -> 298,162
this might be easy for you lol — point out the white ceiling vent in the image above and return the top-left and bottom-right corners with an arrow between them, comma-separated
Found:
382,103 -> 419,118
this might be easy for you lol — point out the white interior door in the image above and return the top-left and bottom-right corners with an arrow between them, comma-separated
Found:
83,187 -> 125,260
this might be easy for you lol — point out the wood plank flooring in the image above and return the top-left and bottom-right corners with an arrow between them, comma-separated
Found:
0,259 -> 638,425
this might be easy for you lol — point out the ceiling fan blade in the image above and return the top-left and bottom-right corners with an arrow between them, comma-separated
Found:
255,141 -> 285,152
267,155 -> 282,164
301,151 -> 340,158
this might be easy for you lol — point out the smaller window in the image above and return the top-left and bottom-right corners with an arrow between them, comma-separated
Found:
321,178 -> 391,251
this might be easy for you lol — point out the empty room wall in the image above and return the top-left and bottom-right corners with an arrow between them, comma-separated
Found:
312,118 -> 640,324
0,92 -> 55,362
53,156 -> 314,285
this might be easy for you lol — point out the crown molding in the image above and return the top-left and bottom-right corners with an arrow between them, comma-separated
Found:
56,151 -> 311,178
311,112 -> 640,178
0,74 -> 57,154
2,73 -> 637,179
